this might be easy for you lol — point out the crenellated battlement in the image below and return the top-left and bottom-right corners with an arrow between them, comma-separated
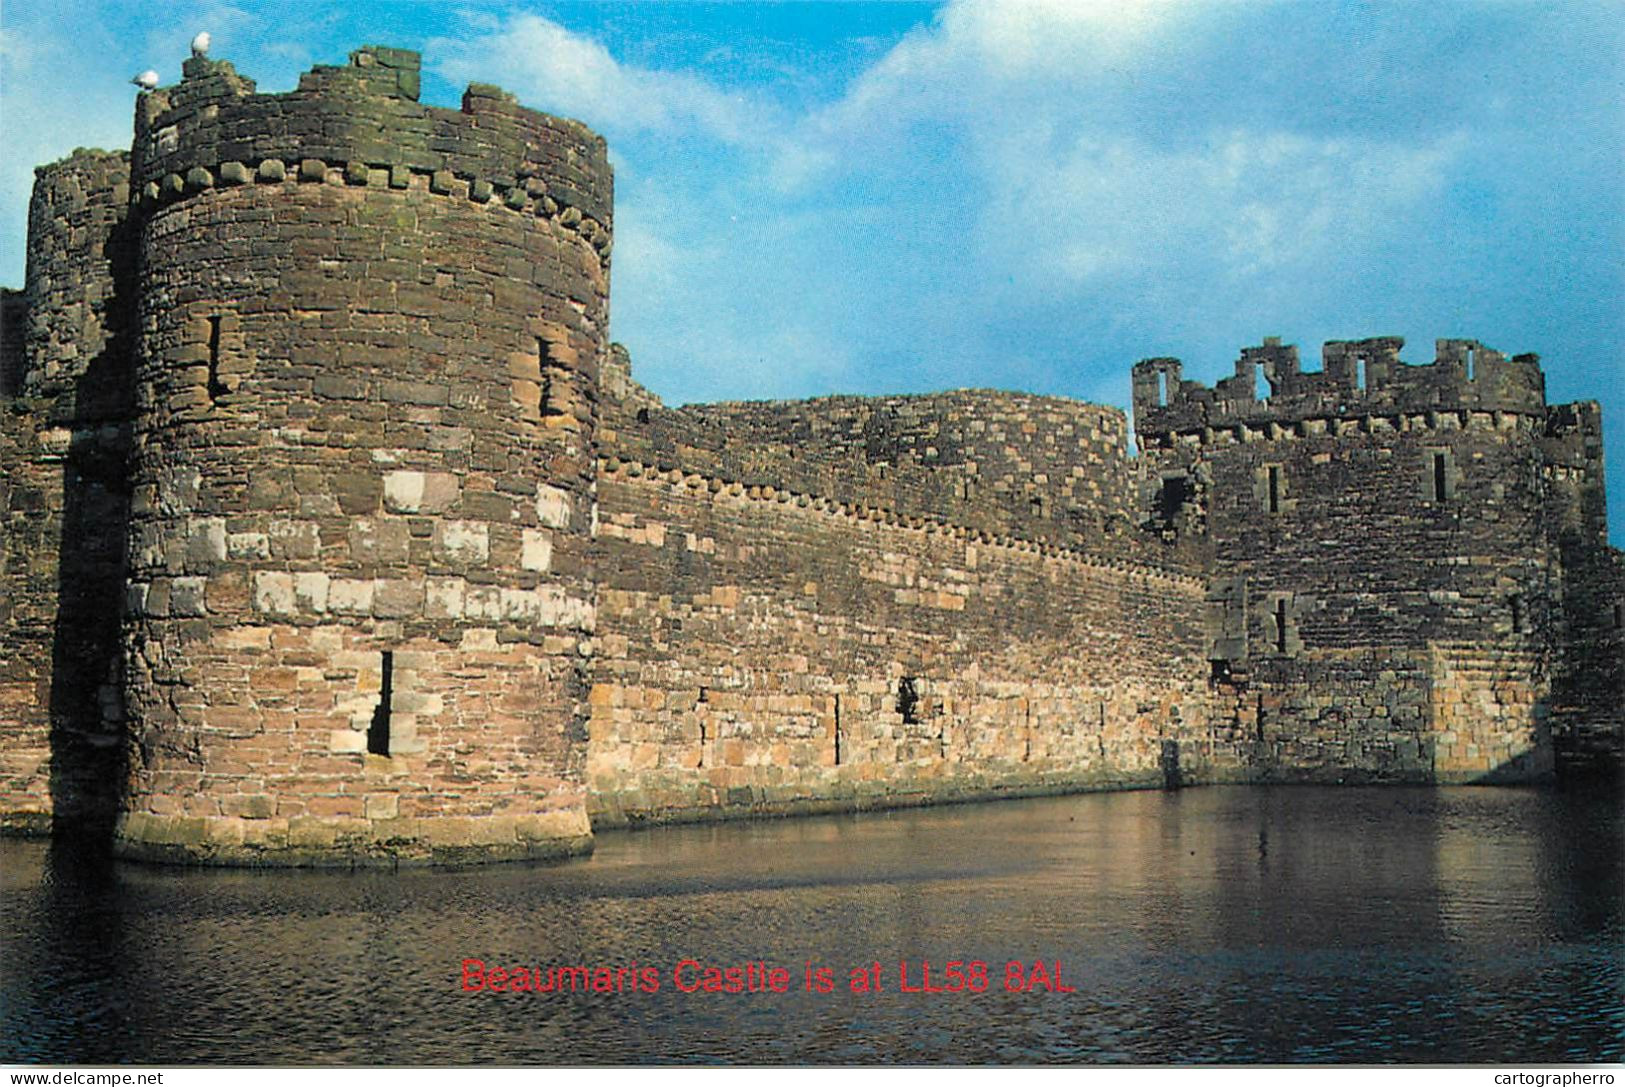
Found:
130,46 -> 612,259
1134,337 -> 1548,443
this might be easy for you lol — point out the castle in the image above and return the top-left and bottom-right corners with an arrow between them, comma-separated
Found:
1,46 -> 1619,866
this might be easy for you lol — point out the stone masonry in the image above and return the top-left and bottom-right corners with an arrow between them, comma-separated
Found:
0,44 -> 1619,866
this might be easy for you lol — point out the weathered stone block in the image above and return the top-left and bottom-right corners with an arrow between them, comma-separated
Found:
328,579 -> 376,616
373,578 -> 424,618
228,532 -> 271,560
536,484 -> 572,529
425,577 -> 466,619
294,572 -> 330,614
521,529 -> 553,572
383,470 -> 459,514
432,520 -> 489,565
170,577 -> 208,617
253,572 -> 296,616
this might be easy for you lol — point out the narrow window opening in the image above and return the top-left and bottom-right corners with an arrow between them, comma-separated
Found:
1274,599 -> 1289,654
1465,347 -> 1476,382
538,337 -> 568,418
366,651 -> 393,756
1613,602 -> 1623,630
1267,465 -> 1281,514
833,693 -> 842,767
897,676 -> 919,725
1510,594 -> 1526,634
1355,358 -> 1367,393
1023,699 -> 1032,763
1156,371 -> 1168,406
1433,452 -> 1449,504
206,315 -> 226,402
1156,474 -> 1192,530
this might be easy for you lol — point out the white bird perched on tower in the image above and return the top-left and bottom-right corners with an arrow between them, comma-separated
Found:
131,70 -> 160,90
190,31 -> 210,57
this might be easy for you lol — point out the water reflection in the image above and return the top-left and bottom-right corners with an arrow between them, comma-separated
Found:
2,786 -> 1620,1064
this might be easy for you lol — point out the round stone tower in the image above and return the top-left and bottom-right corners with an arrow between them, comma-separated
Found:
116,46 -> 611,864
0,149 -> 135,834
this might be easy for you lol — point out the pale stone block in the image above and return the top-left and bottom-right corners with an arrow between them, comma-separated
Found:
389,715 -> 427,753
393,691 -> 443,715
521,529 -> 553,572
365,794 -> 399,820
465,585 -> 502,621
269,520 -> 321,559
536,484 -> 572,529
329,730 -> 367,754
328,578 -> 375,616
189,518 -> 228,564
253,572 -> 296,616
228,532 -> 270,560
433,520 -> 489,564
382,470 -> 425,513
501,588 -> 542,622
294,572 -> 330,614
383,470 -> 460,513
425,577 -> 466,619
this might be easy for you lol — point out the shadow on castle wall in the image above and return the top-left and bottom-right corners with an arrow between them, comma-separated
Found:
45,215 -> 138,851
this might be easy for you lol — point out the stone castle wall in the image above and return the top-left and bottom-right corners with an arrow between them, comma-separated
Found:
589,418 -> 1227,827
0,43 -> 1618,866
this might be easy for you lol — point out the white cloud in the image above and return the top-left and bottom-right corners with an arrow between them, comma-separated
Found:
983,127 -> 1468,287
774,0 -> 1468,288
430,13 -> 777,149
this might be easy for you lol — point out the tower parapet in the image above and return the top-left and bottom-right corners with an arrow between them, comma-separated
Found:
130,46 -> 610,260
1134,337 -> 1546,443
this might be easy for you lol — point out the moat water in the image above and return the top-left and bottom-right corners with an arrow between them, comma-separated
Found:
2,785 -> 1621,1065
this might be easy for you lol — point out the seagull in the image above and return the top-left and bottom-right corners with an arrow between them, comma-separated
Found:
191,31 -> 210,57
131,70 -> 160,90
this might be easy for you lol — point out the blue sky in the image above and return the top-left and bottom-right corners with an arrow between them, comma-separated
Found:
2,1 -> 1621,545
